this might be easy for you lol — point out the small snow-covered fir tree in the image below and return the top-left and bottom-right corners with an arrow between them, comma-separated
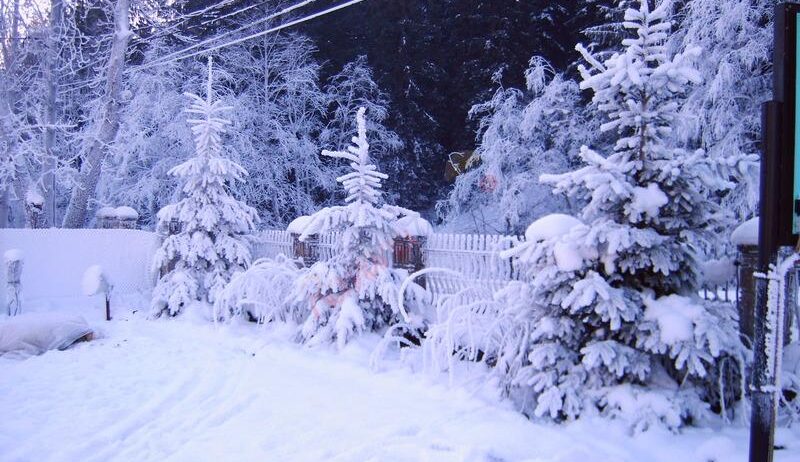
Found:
291,107 -> 426,348
427,1 -> 746,431
151,57 -> 258,318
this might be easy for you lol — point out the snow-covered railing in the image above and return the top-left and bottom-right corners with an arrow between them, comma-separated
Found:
251,230 -> 293,261
424,233 -> 524,302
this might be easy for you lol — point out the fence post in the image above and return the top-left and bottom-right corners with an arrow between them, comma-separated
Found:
393,236 -> 427,288
4,249 -> 23,316
737,244 -> 758,342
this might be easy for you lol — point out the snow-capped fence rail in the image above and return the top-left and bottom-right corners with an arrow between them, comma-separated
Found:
0,229 -> 159,304
424,233 -> 524,301
253,230 -> 525,302
254,229 -> 742,305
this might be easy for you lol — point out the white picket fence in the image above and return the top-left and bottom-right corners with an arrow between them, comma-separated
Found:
252,230 -> 526,302
424,233 -> 524,301
250,230 -> 293,262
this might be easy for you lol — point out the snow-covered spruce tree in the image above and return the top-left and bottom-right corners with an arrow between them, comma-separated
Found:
432,1 -> 745,430
151,58 -> 258,318
291,107 -> 426,348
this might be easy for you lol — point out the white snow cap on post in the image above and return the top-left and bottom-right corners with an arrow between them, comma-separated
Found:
731,217 -> 759,246
4,249 -> 23,264
524,213 -> 584,241
95,207 -> 117,219
287,215 -> 313,235
82,265 -> 110,297
115,206 -> 139,220
394,215 -> 433,238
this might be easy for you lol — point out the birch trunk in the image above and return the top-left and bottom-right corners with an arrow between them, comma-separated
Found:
42,0 -> 63,228
62,0 -> 131,228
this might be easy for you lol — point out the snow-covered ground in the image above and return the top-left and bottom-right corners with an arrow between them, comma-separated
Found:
2,296 -> 799,462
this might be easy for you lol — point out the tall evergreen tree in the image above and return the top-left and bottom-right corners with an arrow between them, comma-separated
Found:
151,58 -> 258,318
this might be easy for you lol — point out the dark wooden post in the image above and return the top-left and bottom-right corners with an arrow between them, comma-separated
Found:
392,236 -> 427,288
292,233 -> 319,267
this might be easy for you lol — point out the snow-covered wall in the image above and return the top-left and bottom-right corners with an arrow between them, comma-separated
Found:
0,229 -> 159,303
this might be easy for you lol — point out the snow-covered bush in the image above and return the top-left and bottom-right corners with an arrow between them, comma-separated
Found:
214,256 -> 305,324
290,107 -> 427,348
151,59 -> 259,318
426,2 -> 746,431
438,57 -> 590,234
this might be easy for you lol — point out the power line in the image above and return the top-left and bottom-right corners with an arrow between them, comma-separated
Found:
137,0 -> 368,71
59,0 -> 320,92
59,0 -> 369,93
138,0 -> 320,71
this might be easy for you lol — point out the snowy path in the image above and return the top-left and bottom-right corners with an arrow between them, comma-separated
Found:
1,309 -> 799,462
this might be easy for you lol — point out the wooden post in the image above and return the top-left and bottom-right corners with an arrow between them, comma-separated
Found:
105,294 -> 111,321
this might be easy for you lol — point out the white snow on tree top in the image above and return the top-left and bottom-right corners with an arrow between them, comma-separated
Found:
3,249 -> 23,263
394,214 -> 433,238
630,183 -> 668,220
287,215 -> 313,235
731,217 -> 758,246
114,206 -> 139,220
524,213 -> 583,242
643,295 -> 703,344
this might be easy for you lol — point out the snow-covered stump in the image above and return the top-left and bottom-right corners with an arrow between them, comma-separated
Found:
82,265 -> 112,321
4,249 -> 23,316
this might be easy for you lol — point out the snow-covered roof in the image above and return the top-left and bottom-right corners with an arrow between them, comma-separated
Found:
394,215 -> 433,238
287,215 -> 313,235
524,214 -> 583,242
731,217 -> 758,246
115,206 -> 139,220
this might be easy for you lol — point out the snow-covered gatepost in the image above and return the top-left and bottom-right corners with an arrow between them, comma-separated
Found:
150,57 -> 258,318
291,107 -> 427,348
4,249 -> 23,316
454,2 -> 746,430
731,217 -> 759,341
392,215 -> 433,287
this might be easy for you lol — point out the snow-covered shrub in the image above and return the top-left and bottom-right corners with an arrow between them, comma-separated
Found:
214,255 -> 305,324
151,59 -> 259,318
426,2 -> 746,431
290,107 -> 427,348
438,57 -> 590,234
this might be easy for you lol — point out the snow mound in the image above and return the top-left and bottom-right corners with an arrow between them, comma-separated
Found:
700,258 -> 735,285
0,312 -> 92,358
82,265 -> 109,296
630,183 -> 668,219
643,295 -> 703,344
3,249 -> 23,263
731,217 -> 758,246
287,215 -> 312,235
394,215 -> 433,238
524,214 -> 583,241
115,206 -> 139,220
